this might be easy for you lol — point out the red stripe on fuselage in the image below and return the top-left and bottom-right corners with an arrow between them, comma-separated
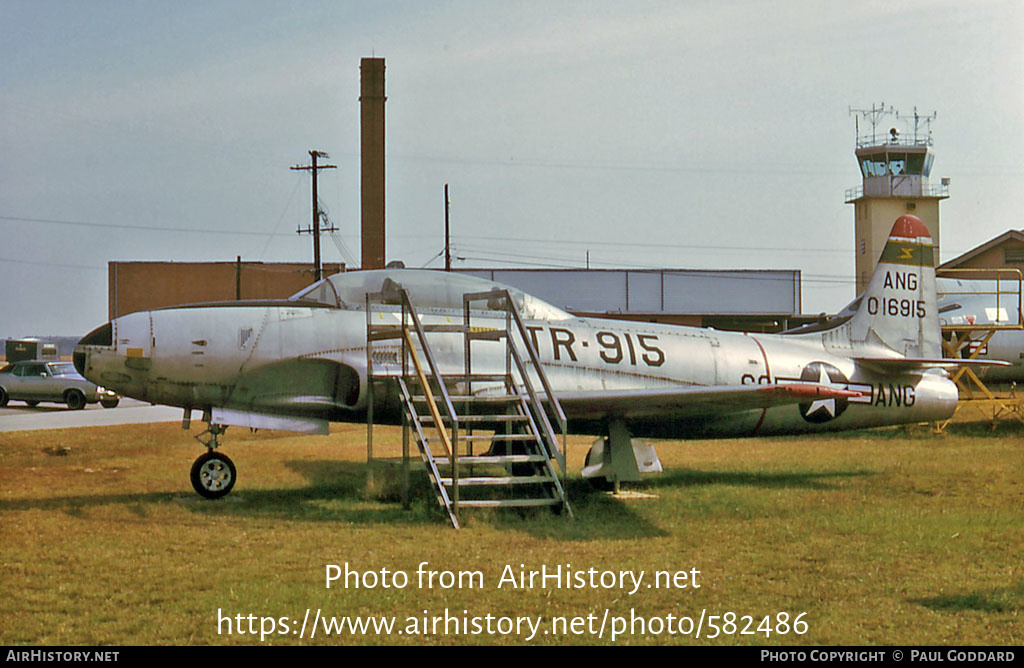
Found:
750,336 -> 771,435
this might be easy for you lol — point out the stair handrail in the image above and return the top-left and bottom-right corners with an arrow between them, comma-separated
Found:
507,342 -> 566,473
397,288 -> 459,434
463,289 -> 568,471
398,287 -> 461,518
368,285 -> 461,434
401,329 -> 455,459
368,285 -> 462,517
396,377 -> 460,529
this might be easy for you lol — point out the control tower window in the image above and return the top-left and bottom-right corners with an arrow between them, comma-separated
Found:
861,151 -> 931,177
887,154 -> 906,175
906,153 -> 925,175
861,154 -> 889,177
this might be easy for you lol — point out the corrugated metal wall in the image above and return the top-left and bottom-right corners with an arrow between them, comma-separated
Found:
459,268 -> 800,316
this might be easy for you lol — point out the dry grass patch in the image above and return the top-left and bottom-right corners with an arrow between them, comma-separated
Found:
1,420 -> 1021,645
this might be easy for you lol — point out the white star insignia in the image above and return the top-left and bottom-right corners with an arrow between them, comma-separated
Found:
805,365 -> 842,417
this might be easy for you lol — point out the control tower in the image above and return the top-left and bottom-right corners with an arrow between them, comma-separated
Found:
846,104 -> 949,293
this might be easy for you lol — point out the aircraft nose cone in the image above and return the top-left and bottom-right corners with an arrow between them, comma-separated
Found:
75,322 -> 114,376
79,322 -> 113,347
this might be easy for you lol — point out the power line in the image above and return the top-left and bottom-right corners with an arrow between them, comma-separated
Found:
453,235 -> 852,255
0,215 -> 287,237
451,242 -> 833,268
327,231 -> 360,269
0,213 -> 985,268
259,172 -> 306,259
455,254 -> 859,288
386,151 -> 852,177
0,256 -> 105,271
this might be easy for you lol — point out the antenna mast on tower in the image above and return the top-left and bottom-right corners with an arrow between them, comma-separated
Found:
849,102 -> 897,147
897,107 -> 938,146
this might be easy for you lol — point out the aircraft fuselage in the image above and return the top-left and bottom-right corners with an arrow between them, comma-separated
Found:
76,301 -> 957,439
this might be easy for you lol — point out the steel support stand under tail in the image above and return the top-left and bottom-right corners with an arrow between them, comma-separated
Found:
607,419 -> 641,487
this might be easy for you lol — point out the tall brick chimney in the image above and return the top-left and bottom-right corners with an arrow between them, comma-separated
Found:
360,57 -> 386,270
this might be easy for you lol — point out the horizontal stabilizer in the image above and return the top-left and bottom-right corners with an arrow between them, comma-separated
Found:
552,383 -> 865,421
853,357 -> 1012,374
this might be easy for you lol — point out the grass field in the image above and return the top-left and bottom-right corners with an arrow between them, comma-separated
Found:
1,418 -> 1021,646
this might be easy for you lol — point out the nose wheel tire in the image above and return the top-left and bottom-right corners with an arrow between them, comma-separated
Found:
190,451 -> 237,499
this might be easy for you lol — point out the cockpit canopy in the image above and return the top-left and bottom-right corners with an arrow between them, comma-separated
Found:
289,269 -> 572,320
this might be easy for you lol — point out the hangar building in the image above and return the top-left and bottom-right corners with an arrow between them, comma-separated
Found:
938,229 -> 1024,276
105,262 -> 801,333
456,268 -> 801,331
108,260 -> 343,321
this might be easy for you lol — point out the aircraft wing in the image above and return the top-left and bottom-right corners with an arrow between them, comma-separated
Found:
551,383 -> 864,421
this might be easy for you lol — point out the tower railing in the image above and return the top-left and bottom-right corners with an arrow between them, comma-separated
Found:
844,182 -> 949,202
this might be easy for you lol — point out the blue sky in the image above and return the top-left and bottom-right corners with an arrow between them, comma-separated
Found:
2,0 -> 1022,335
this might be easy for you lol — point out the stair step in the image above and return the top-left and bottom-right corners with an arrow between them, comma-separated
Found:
465,330 -> 505,341
419,414 -> 528,424
456,498 -> 562,508
440,373 -> 510,382
369,323 -> 468,338
411,394 -> 521,404
462,413 -> 528,426
433,455 -> 548,465
440,475 -> 554,486
424,433 -> 536,443
404,372 -> 510,384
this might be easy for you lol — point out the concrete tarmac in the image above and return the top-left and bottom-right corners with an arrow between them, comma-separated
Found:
0,399 -> 201,433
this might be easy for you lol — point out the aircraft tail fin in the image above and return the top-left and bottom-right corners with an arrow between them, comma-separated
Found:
845,215 -> 942,359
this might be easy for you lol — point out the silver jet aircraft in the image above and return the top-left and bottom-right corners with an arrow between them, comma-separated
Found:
74,215 -> 988,499
935,277 -> 1024,381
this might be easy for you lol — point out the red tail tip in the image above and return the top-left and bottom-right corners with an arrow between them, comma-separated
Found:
890,214 -> 930,239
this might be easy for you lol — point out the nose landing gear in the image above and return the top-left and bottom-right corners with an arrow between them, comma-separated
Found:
189,420 -> 236,499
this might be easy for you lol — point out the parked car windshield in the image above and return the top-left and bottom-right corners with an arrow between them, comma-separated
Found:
49,363 -> 77,376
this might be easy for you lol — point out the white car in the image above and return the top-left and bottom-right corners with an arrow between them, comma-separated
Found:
0,360 -> 120,409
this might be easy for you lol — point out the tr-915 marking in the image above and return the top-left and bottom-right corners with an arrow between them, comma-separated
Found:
526,327 -> 666,367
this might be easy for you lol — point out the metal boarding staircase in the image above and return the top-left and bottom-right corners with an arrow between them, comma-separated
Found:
365,284 -> 572,529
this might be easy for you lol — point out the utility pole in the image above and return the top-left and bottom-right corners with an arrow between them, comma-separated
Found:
291,150 -> 338,282
444,184 -> 451,271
